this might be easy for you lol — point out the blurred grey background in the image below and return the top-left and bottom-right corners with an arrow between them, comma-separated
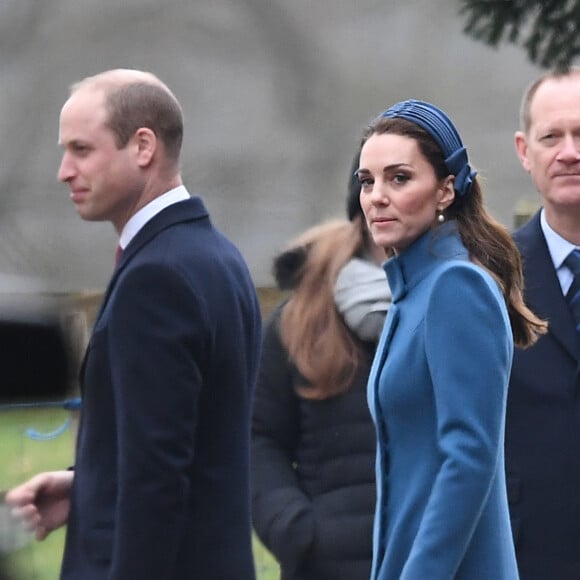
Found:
0,0 -> 547,292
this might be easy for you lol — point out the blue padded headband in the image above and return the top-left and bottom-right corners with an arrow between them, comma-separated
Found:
378,99 -> 476,199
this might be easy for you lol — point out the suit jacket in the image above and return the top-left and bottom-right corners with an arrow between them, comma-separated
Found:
60,196 -> 262,580
507,210 -> 580,580
368,224 -> 518,580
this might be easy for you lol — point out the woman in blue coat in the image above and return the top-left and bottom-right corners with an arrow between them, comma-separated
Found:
356,100 -> 547,579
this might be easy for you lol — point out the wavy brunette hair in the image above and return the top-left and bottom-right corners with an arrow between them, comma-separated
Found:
360,117 -> 547,348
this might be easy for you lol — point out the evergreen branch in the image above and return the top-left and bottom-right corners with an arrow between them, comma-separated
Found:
459,0 -> 580,69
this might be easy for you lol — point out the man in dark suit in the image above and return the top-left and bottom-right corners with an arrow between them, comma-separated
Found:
507,68 -> 580,579
5,69 -> 262,579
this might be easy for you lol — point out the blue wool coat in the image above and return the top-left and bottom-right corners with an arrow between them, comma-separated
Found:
368,224 -> 519,580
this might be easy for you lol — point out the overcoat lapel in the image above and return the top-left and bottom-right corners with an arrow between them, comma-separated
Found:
79,197 -> 209,383
516,211 -> 580,362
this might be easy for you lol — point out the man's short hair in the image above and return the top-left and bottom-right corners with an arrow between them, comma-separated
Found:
519,66 -> 580,133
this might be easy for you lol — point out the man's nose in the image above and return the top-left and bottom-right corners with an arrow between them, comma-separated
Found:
557,135 -> 580,162
57,153 -> 75,182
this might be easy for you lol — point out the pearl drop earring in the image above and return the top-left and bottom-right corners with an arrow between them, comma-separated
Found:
437,211 -> 445,224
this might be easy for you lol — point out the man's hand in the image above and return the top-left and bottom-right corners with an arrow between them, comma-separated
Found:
5,470 -> 73,541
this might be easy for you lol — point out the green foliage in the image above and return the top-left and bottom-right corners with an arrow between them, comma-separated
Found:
459,0 -> 580,69
0,409 -> 279,579
253,536 -> 280,580
1,408 -> 74,580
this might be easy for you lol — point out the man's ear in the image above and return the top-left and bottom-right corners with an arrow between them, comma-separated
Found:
514,131 -> 531,172
134,128 -> 157,167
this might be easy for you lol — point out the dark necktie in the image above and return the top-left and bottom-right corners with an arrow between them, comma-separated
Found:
115,245 -> 123,267
564,248 -> 580,333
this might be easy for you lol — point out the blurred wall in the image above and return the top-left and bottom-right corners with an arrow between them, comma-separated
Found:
0,0 -> 546,292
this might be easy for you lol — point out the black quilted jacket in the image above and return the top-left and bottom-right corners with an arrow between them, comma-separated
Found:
251,303 -> 377,580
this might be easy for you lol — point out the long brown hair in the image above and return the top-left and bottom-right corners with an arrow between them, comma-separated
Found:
361,117 -> 547,348
280,215 -> 371,399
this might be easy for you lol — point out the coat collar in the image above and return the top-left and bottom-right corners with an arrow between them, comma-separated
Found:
79,197 -> 210,385
115,196 -> 208,271
384,221 -> 468,303
95,196 -> 209,326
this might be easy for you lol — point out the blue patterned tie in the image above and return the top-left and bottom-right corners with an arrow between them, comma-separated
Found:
565,249 -> 580,333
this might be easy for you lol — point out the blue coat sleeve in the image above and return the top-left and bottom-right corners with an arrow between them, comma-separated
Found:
401,265 -> 513,579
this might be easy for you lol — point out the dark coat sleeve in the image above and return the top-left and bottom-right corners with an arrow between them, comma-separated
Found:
251,304 -> 315,572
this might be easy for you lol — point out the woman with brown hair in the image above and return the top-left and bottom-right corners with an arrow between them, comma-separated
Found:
251,156 -> 390,580
358,100 -> 546,579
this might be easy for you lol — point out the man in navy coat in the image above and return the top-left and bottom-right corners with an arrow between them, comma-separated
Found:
6,69 -> 261,579
507,68 -> 580,579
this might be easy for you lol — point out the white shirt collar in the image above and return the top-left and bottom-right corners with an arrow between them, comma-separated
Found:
118,185 -> 190,250
540,208 -> 580,294
540,208 -> 578,270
